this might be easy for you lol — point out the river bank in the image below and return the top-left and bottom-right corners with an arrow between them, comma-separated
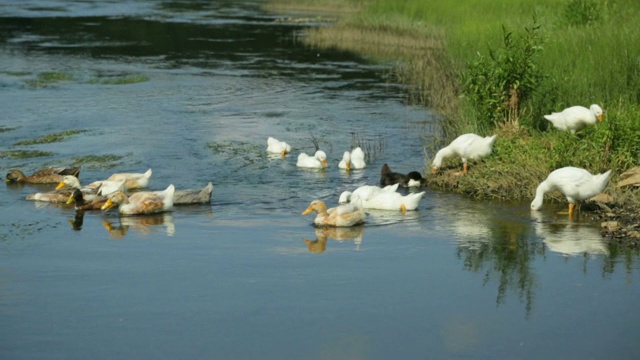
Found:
264,0 -> 640,248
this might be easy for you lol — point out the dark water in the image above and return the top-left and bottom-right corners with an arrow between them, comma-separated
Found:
1,1 -> 639,359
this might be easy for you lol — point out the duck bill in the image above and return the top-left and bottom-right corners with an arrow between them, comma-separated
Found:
432,166 -> 439,174
281,150 -> 287,157
346,162 -> 351,171
321,159 -> 327,167
598,114 -> 604,121
301,207 -> 314,215
101,199 -> 115,211
55,181 -> 66,190
66,195 -> 75,205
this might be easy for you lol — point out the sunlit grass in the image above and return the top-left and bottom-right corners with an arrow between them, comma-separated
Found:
24,71 -> 73,88
14,130 -> 87,146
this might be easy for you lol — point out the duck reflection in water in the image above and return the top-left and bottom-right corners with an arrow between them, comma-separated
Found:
531,211 -> 608,256
102,213 -> 176,239
304,225 -> 365,253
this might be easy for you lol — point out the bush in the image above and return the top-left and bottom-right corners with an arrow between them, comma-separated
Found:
564,0 -> 601,27
462,15 -> 545,130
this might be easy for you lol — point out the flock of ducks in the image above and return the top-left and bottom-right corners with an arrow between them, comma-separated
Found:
5,103 -> 609,226
6,167 -> 213,216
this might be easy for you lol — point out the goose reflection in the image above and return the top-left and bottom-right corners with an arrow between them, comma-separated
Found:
304,225 -> 365,253
531,211 -> 608,256
102,213 -> 176,239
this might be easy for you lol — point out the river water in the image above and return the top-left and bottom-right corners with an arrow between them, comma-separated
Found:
1,1 -> 638,359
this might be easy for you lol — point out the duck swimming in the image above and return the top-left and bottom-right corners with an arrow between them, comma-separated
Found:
302,196 -> 365,227
6,166 -> 80,184
267,137 -> 292,157
101,184 -> 175,215
338,147 -> 366,170
297,150 -> 328,169
380,163 -> 425,187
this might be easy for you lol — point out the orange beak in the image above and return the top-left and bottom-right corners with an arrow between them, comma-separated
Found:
281,149 -> 287,157
432,166 -> 438,175
598,114 -> 604,121
101,199 -> 114,211
55,181 -> 66,190
302,206 -> 315,216
321,159 -> 327,167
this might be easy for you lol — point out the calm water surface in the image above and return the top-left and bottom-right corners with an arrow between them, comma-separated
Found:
1,1 -> 639,359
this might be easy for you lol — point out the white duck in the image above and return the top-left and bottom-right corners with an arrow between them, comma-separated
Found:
338,184 -> 399,204
302,196 -> 365,227
56,175 -> 125,196
296,150 -> 328,168
544,104 -> 604,134
530,167 -> 612,217
266,137 -> 292,156
358,190 -> 425,212
432,133 -> 498,175
106,168 -> 152,189
339,147 -> 366,170
101,184 -> 175,215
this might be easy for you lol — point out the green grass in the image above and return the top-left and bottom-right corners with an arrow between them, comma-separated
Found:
70,154 -> 126,170
24,71 -> 73,88
90,74 -> 150,85
0,150 -> 54,159
14,130 -> 87,146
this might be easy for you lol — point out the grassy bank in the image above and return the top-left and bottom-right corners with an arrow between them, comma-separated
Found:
265,0 -> 640,205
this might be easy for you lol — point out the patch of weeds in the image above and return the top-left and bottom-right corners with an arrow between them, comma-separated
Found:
90,74 -> 149,85
0,150 -> 54,159
24,71 -> 73,88
70,154 -> 125,170
0,127 -> 16,133
564,0 -> 601,26
14,129 -> 87,146
207,141 -> 266,167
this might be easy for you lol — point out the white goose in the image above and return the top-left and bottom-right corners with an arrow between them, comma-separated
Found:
530,167 -> 612,216
56,175 -> 125,196
359,190 -> 425,212
266,137 -> 291,156
106,168 -> 152,189
338,184 -> 399,204
339,147 -> 366,170
544,104 -> 604,134
296,150 -> 328,169
432,133 -> 497,175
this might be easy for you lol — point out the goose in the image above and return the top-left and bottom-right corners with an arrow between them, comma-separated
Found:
544,104 -> 604,134
101,184 -> 175,215
267,137 -> 291,157
105,168 -> 152,189
358,190 -> 425,212
432,133 -> 497,175
380,163 -> 425,187
338,183 -> 399,204
296,150 -> 328,169
339,147 -> 366,170
56,175 -> 125,197
302,196 -> 365,227
6,166 -> 80,184
173,182 -> 214,205
530,167 -> 612,217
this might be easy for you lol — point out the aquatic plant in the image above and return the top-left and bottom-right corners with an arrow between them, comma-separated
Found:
14,130 -> 87,146
0,150 -> 55,159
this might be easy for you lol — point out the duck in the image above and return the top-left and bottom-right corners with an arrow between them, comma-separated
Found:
267,137 -> 292,157
338,183 -> 399,204
432,133 -> 497,175
530,167 -> 612,217
296,150 -> 328,168
26,188 -> 99,203
66,188 -> 108,211
101,184 -> 175,215
56,175 -> 125,197
302,196 -> 365,227
105,168 -> 152,189
544,104 -> 604,134
380,163 -> 426,187
173,182 -> 214,205
357,190 -> 425,212
338,147 -> 366,170
5,166 -> 80,184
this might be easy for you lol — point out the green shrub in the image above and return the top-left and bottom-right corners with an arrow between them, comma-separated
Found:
564,0 -> 601,26
462,15 -> 545,130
